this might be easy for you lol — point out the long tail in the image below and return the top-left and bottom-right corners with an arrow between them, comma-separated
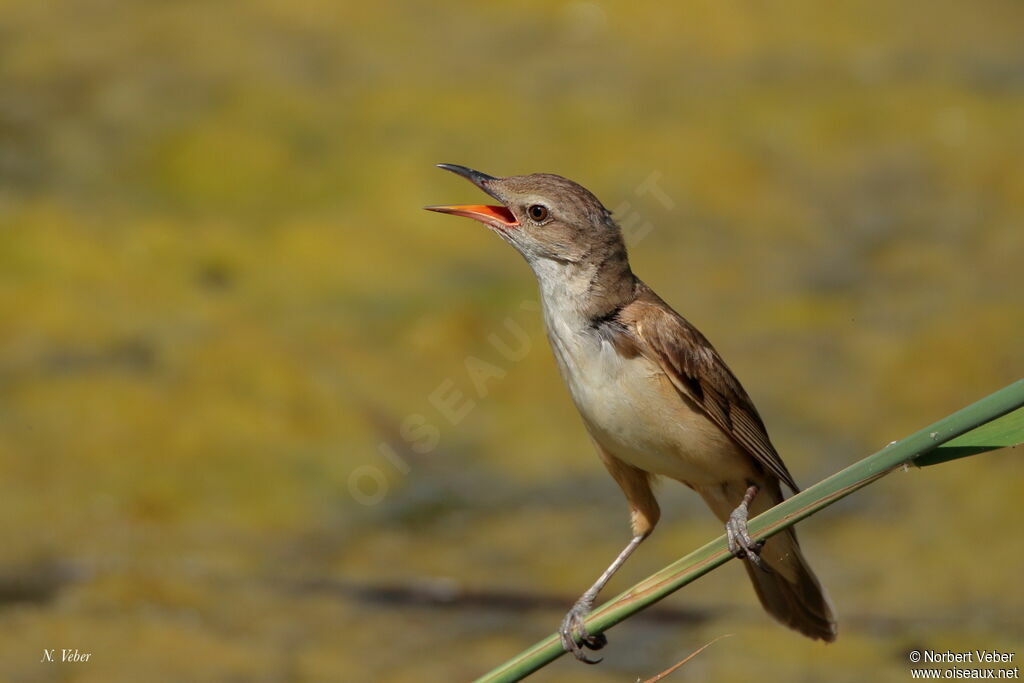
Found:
698,479 -> 837,642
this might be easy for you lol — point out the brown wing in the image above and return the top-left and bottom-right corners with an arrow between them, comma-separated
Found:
620,285 -> 799,493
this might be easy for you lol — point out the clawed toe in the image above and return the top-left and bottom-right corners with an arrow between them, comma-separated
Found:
559,601 -> 605,664
726,484 -> 767,570
727,519 -> 765,568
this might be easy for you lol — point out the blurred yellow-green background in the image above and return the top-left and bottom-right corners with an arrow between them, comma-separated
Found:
1,1 -> 1022,681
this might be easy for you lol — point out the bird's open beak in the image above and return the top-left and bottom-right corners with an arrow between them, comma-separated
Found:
424,203 -> 518,226
424,164 -> 519,229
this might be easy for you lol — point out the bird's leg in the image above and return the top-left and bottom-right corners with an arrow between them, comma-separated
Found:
725,484 -> 766,570
559,534 -> 644,664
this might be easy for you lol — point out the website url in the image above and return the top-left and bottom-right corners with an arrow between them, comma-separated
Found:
911,668 -> 1020,679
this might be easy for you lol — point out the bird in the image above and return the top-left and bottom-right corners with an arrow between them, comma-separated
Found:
425,164 -> 837,663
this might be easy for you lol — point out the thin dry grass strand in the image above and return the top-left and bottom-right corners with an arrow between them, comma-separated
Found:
639,634 -> 734,683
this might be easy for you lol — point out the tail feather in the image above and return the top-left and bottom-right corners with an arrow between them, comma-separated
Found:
743,528 -> 837,641
698,480 -> 837,642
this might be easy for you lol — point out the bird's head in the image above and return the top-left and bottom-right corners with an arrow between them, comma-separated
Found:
425,164 -> 625,267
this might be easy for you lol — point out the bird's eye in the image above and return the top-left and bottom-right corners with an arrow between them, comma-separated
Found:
528,204 -> 549,222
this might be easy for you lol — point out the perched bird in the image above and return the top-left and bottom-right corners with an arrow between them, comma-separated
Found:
425,164 -> 836,662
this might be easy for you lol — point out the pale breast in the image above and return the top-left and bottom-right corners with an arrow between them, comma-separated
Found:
545,319 -> 756,487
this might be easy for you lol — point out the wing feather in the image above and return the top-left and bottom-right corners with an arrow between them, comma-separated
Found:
623,286 -> 799,493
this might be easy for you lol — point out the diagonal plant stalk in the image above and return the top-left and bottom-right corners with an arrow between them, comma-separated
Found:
475,379 -> 1024,683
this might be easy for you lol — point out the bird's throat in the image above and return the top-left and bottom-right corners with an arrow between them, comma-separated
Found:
531,252 -> 637,334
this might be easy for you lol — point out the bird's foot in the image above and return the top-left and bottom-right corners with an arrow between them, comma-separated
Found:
726,484 -> 766,570
558,596 -> 607,664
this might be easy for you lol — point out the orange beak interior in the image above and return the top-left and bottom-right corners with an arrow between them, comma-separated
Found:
424,204 -> 518,227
